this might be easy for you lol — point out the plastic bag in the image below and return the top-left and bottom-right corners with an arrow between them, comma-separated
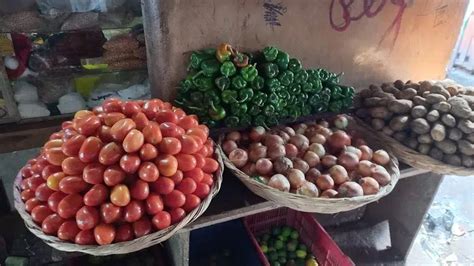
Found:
57,92 -> 86,114
36,0 -> 127,13
13,81 -> 39,103
18,102 -> 50,118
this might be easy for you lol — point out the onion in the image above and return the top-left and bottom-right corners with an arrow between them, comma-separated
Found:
222,140 -> 238,155
305,168 -> 321,183
268,174 -> 290,192
249,142 -> 263,149
273,157 -> 293,174
344,146 -> 362,159
353,137 -> 367,147
310,134 -> 326,145
241,132 -> 249,142
349,170 -> 362,181
316,127 -> 332,138
372,165 -> 391,186
249,126 -> 266,142
337,152 -> 359,171
284,144 -> 298,159
292,158 -> 309,173
287,169 -> 306,188
337,182 -> 363,198
357,160 -> 375,176
321,155 -> 337,168
264,134 -> 284,147
282,126 -> 296,136
276,131 -> 291,143
359,177 -> 380,195
372,150 -> 390,165
241,163 -> 257,176
303,151 -> 320,168
315,174 -> 334,190
327,130 -> 351,151
334,115 -> 349,129
320,189 -> 338,198
329,165 -> 348,185
308,143 -> 325,157
304,125 -> 321,139
318,120 -> 329,128
296,181 -> 319,197
248,145 -> 268,162
293,123 -> 308,135
267,144 -> 286,160
256,158 -> 273,176
359,145 -> 373,161
289,134 -> 309,152
226,131 -> 241,142
229,148 -> 248,168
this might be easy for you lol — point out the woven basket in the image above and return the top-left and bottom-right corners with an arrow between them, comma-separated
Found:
355,117 -> 474,176
13,148 -> 224,256
218,119 -> 400,214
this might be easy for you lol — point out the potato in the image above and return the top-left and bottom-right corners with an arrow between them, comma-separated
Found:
369,84 -> 384,93
413,96 -> 430,107
371,119 -> 385,130
393,131 -> 407,142
382,86 -> 400,94
447,86 -> 460,97
406,137 -> 418,149
432,101 -> 451,113
417,144 -> 431,154
462,155 -> 474,168
393,80 -> 405,90
389,115 -> 410,131
411,105 -> 428,118
382,126 -> 394,136
419,81 -> 434,94
448,97 -> 472,118
458,119 -> 474,134
467,133 -> 474,143
448,128 -> 463,141
429,85 -> 451,99
459,94 -> 474,109
426,94 -> 446,104
359,88 -> 373,99
434,139 -> 457,154
429,147 -> 444,160
441,114 -> 456,128
404,82 -> 420,91
372,91 -> 397,100
417,134 -> 432,144
458,140 -> 474,156
431,123 -> 446,142
356,108 -> 370,118
426,110 -> 440,122
411,118 -> 430,134
388,99 -> 413,114
444,154 -> 462,166
369,107 -> 391,119
364,97 -> 386,107
396,88 -> 417,100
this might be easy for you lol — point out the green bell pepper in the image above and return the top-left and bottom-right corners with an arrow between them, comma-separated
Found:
192,75 -> 214,91
289,108 -> 301,119
231,76 -> 247,90
266,116 -> 279,127
203,90 -> 221,106
289,83 -> 301,94
261,63 -> 279,79
220,61 -> 236,77
189,51 -> 213,70
233,52 -> 249,68
263,104 -> 276,116
252,92 -> 266,107
329,100 -> 344,113
180,75 -> 194,93
253,115 -> 267,127
310,79 -> 323,93
239,113 -> 252,127
308,94 -> 321,107
278,70 -> 294,86
216,43 -> 232,63
263,46 -> 279,62
201,117 -> 218,128
215,76 -> 230,91
288,58 -> 302,72
251,76 -> 265,90
221,90 -> 239,104
238,88 -> 254,103
265,78 -> 281,92
302,82 -> 314,93
189,91 -> 204,104
200,59 -> 220,77
248,105 -> 261,115
230,102 -> 248,115
208,101 -> 226,121
224,116 -> 240,128
317,68 -> 330,81
301,104 -> 312,116
275,51 -> 290,70
241,65 -> 258,82
268,92 -> 279,105
330,86 -> 343,100
294,70 -> 308,84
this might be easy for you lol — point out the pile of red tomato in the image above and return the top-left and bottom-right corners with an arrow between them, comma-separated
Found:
18,98 -> 219,246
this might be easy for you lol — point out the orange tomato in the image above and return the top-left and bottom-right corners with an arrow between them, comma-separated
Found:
45,147 -> 68,166
26,175 -> 44,190
75,229 -> 96,245
145,194 -> 164,215
156,155 -> 178,177
142,100 -> 161,119
179,135 -> 201,154
194,183 -> 211,199
100,203 -> 122,224
76,206 -> 100,230
164,190 -> 185,208
142,122 -> 162,145
152,211 -> 171,230
176,154 -> 197,172
57,194 -> 84,219
61,157 -> 86,175
59,176 -> 89,194
103,112 -> 126,126
139,143 -> 158,161
123,129 -> 144,153
62,135 -> 86,157
35,183 -> 55,201
94,223 -> 116,245
25,198 -> 42,212
150,177 -> 174,195
155,110 -> 178,124
73,115 -> 101,136
48,191 -> 67,212
202,158 -> 219,173
130,179 -> 150,200
138,162 -> 159,182
132,112 -> 150,130
62,121 -> 74,130
102,98 -> 122,113
123,200 -> 145,223
104,165 -> 126,186
79,137 -> 103,163
133,217 -> 152,238
173,108 -> 186,119
97,125 -> 113,143
119,154 -> 141,174
74,110 -> 94,119
178,116 -> 198,130
159,137 -> 182,155
99,142 -> 124,166
47,172 -> 66,191
122,101 -> 141,117
49,132 -> 64,140
58,220 -> 81,241
170,208 -> 186,224
160,122 -> 184,138
182,194 -> 201,212
115,223 -> 133,242
187,127 -> 208,143
184,167 -> 204,183
177,177 -> 197,194
169,170 -> 184,185
194,154 -> 206,169
110,184 -> 131,207
84,184 -> 108,207
110,118 -> 136,142
31,205 -> 53,223
41,213 -> 64,235
21,189 -> 35,202
83,163 -> 105,184
44,139 -> 63,150
202,173 -> 214,186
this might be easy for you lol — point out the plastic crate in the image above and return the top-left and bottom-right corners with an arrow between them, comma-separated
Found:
243,208 -> 354,266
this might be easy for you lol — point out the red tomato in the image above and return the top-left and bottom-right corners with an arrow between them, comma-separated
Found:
21,166 -> 33,178
47,191 -> 67,212
49,132 -> 64,140
58,220 -> 81,242
61,157 -> 86,175
159,137 -> 182,155
182,194 -> 201,212
25,198 -> 42,212
45,147 -> 68,166
142,100 -> 161,119
98,125 -> 113,142
99,142 -> 124,166
62,128 -> 78,142
41,165 -> 62,180
103,165 -> 125,186
150,177 -> 174,195
74,115 -> 101,136
187,127 -> 208,143
42,213 -> 64,235
145,194 -> 164,215
194,183 -> 211,199
160,122 -> 184,138
31,205 -> 53,223
130,179 -> 150,200
119,154 -> 141,174
169,170 -> 184,185
79,137 -> 104,163
83,163 -> 105,184
142,122 -> 162,145
176,154 -> 197,172
184,168 -> 204,183
202,173 -> 214,186
164,190 -> 185,208
102,98 -> 122,112
178,116 -> 198,130
123,200 -> 144,223
194,154 -> 206,169
75,229 -> 96,245
62,121 -> 73,130
205,140 -> 215,157
110,118 -> 136,142
44,139 -> 63,150
103,112 -> 126,127
138,162 -> 159,182
196,145 -> 209,157
170,208 -> 186,224
92,105 -> 104,114
75,110 -> 94,119
177,178 -> 197,194
31,159 -> 49,175
59,176 -> 89,194
162,102 -> 172,110
76,206 -> 100,230
62,135 -> 86,157
100,203 -> 122,224
155,110 -> 178,124
84,184 -> 108,207
20,178 -> 30,191
133,217 -> 152,238
152,211 -> 171,230
94,223 -> 116,245
46,172 -> 65,191
115,223 -> 133,242
26,175 -> 44,190
57,194 -> 84,219
35,183 -> 55,201
122,101 -> 141,117
156,155 -> 178,177
172,108 -> 186,119
139,143 -> 158,161
132,112 -> 150,130
21,189 -> 35,202
202,158 -> 219,173
179,135 -> 201,154
123,129 -> 144,153
110,184 -> 131,207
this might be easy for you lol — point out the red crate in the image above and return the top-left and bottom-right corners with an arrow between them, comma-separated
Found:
243,208 -> 354,266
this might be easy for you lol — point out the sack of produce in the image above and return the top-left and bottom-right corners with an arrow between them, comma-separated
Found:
355,79 -> 474,175
219,115 -> 399,213
14,98 -> 223,255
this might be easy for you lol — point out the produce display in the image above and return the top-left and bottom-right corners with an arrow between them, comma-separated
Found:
17,98 -> 219,245
221,115 -> 393,198
174,44 -> 354,128
355,80 -> 474,168
257,226 -> 318,266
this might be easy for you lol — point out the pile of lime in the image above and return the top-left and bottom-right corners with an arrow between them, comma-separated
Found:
256,226 -> 318,266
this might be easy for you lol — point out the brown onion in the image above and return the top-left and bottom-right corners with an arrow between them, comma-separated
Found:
310,134 -> 326,145
329,165 -> 348,185
249,126 -> 266,142
305,168 -> 321,183
308,143 -> 325,157
316,127 -> 332,138
268,174 -> 290,192
222,140 -> 238,155
293,123 -> 308,135
372,165 -> 391,186
372,150 -> 390,165
344,146 -> 362,159
273,157 -> 293,174
318,120 -> 329,128
321,155 -> 337,168
287,169 -> 306,188
337,152 -> 359,171
337,182 -> 363,198
334,115 -> 349,129
256,158 -> 273,176
292,158 -> 309,173
316,174 -> 334,190
357,160 -> 375,176
229,148 -> 248,168
264,134 -> 284,147
296,181 -> 319,197
359,145 -> 373,161
303,151 -> 320,168
241,163 -> 257,176
320,189 -> 338,198
359,177 -> 380,195
282,126 -> 296,136
249,142 -> 263,149
353,138 -> 366,147
327,131 -> 351,151
284,144 -> 298,159
349,170 -> 362,181
226,131 -> 241,142
289,134 -> 309,152
248,145 -> 267,162
267,144 -> 286,160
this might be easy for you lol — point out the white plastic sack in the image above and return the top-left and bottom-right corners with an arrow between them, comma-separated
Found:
87,90 -> 119,108
57,92 -> 86,114
18,102 -> 50,118
13,81 -> 39,103
117,84 -> 150,100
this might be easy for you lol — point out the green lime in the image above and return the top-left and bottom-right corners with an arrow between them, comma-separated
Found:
298,244 -> 307,252
263,233 -> 271,242
275,240 -> 284,250
290,230 -> 299,240
277,235 -> 287,242
282,226 -> 292,237
261,244 -> 269,253
270,251 -> 279,261
296,250 -> 307,259
278,250 -> 286,258
279,256 -> 287,264
287,241 -> 297,252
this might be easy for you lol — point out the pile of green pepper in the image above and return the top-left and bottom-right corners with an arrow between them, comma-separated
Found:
174,44 -> 354,128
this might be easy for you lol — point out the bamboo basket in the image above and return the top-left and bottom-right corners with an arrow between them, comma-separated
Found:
13,149 -> 224,256
355,117 -> 474,176
218,119 -> 400,213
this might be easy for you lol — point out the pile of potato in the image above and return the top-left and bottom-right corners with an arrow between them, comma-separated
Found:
355,80 -> 474,167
